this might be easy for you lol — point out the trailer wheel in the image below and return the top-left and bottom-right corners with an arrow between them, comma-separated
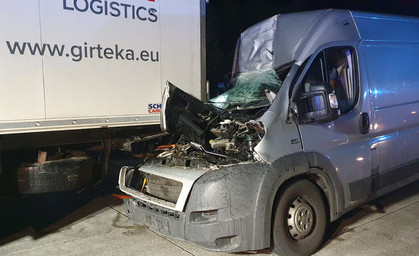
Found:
17,157 -> 93,194
272,179 -> 326,256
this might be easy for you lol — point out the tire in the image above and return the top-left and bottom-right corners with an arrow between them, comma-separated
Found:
272,179 -> 327,256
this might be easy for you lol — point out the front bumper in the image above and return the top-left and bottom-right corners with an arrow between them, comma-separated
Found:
123,197 -> 244,252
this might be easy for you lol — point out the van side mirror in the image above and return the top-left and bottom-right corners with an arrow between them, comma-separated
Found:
298,83 -> 340,124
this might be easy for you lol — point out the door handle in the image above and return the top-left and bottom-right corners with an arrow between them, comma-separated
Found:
360,112 -> 369,134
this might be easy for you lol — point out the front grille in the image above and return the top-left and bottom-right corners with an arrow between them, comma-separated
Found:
124,167 -> 183,204
144,174 -> 183,203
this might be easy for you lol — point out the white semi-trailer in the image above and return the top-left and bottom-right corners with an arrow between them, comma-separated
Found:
0,0 -> 205,194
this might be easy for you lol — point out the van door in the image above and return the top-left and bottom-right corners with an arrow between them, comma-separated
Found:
293,47 -> 372,208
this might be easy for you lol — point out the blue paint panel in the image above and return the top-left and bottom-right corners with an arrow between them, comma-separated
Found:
362,44 -> 419,110
352,12 -> 419,43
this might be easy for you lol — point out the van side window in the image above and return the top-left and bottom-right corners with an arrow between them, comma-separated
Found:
302,47 -> 357,114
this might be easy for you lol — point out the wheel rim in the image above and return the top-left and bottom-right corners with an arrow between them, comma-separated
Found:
287,196 -> 315,241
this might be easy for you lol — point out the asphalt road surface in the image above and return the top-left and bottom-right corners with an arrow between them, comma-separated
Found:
0,174 -> 418,256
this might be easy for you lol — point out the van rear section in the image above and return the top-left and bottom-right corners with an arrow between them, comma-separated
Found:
119,9 -> 419,256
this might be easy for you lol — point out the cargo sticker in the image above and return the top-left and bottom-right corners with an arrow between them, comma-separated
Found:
148,103 -> 161,114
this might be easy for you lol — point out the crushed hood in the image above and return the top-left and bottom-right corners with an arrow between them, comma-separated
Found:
160,82 -> 216,146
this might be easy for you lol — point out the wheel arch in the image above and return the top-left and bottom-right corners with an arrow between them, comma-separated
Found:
305,152 -> 346,221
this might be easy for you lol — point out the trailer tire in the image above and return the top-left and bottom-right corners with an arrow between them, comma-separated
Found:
272,179 -> 326,256
17,157 -> 93,194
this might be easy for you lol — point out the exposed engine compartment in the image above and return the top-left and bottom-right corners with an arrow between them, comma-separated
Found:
146,68 -> 286,169
149,117 -> 265,169
209,119 -> 265,160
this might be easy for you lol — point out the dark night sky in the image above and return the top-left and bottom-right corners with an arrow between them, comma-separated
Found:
206,0 -> 419,88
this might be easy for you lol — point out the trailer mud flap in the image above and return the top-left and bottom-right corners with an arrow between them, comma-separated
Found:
17,157 -> 93,194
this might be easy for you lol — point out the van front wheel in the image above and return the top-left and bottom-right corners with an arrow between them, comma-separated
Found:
273,179 -> 327,256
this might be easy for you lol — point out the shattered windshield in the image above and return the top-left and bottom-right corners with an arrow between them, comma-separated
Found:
209,69 -> 282,109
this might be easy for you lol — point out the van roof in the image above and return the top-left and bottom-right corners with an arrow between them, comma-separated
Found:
234,9 -> 419,72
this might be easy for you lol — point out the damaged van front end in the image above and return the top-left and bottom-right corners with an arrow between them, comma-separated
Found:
119,68 -> 285,251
